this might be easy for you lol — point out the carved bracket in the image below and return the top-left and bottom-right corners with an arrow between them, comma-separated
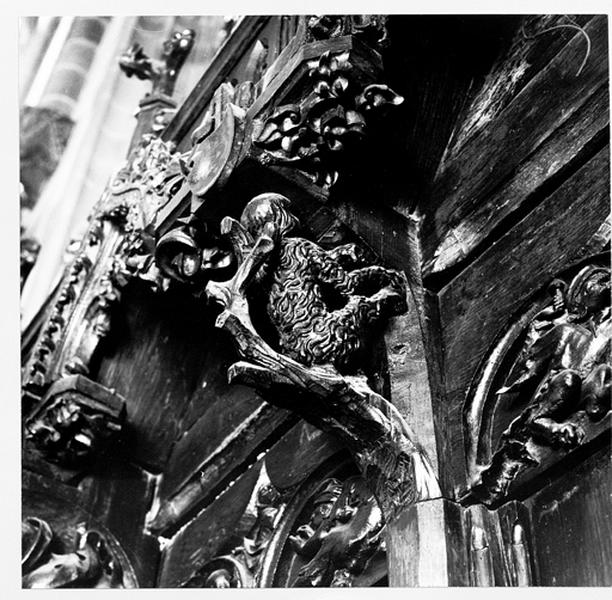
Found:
24,375 -> 126,469
22,133 -> 180,411
253,50 -> 403,188
462,260 -> 611,507
167,193 -> 442,520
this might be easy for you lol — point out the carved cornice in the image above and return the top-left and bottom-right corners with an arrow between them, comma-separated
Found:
253,50 -> 403,187
462,259 -> 611,507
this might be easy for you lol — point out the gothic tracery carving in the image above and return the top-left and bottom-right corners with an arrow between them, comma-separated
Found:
22,133 -> 179,408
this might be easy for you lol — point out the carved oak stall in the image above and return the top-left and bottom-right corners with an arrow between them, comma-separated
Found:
21,14 -> 611,587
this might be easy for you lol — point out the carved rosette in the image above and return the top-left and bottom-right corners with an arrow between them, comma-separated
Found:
254,51 -> 403,187
463,259 -> 611,507
22,133 -> 180,408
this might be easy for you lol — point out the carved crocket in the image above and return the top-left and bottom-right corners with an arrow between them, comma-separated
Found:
239,193 -> 407,371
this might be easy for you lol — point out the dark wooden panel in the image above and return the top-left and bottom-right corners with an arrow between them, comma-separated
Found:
444,15 -> 594,162
526,444 -> 612,585
264,420 -> 344,490
94,281 -> 214,470
423,16 -> 608,275
158,461 -> 261,587
437,147 -> 610,494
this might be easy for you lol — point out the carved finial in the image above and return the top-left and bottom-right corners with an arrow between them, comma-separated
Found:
119,28 -> 195,97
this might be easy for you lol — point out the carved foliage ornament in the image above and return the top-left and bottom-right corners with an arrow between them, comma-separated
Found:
463,261 -> 611,507
160,192 -> 440,519
254,51 -> 403,187
306,15 -> 390,47
22,517 -> 129,588
22,133 -> 180,404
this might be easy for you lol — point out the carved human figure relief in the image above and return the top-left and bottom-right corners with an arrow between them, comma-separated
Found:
464,261 -> 611,506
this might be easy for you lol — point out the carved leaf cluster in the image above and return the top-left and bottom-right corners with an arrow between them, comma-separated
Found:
254,51 -> 403,187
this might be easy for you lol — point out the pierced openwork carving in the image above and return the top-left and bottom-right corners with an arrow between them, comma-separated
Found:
160,192 -> 440,519
24,375 -> 125,468
119,28 -> 195,97
254,51 -> 403,187
463,260 -> 611,507
22,517 -> 130,588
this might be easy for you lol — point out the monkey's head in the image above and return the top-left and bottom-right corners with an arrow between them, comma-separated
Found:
240,193 -> 300,242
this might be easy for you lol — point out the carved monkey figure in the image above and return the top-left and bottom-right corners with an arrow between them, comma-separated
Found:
239,193 -> 407,371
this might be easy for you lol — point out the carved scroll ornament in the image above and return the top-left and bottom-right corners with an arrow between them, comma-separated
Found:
159,192 -> 440,520
463,261 -> 611,507
254,51 -> 403,187
22,517 -> 130,588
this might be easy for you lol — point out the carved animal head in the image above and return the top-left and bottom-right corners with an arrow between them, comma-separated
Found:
240,193 -> 300,242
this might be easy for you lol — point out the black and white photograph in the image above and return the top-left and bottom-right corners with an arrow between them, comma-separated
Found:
12,5 -> 612,590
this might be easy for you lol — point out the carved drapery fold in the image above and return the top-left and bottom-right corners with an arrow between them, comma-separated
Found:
462,259 -> 611,507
